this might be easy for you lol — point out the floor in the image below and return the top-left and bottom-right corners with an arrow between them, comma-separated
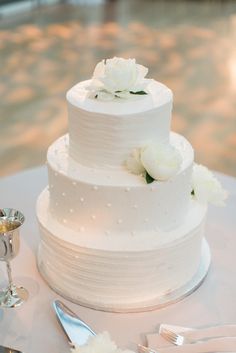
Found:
0,0 -> 236,177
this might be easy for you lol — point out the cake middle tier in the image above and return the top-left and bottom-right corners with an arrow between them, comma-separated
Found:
47,133 -> 194,233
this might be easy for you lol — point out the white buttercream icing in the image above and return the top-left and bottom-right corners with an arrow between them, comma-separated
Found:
37,191 -> 206,310
67,80 -> 173,169
36,71 -> 209,312
46,133 -> 193,232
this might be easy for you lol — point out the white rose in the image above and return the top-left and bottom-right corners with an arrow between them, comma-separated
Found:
89,57 -> 149,100
71,332 -> 135,353
71,332 -> 117,353
141,143 -> 182,181
192,164 -> 228,206
126,148 -> 145,175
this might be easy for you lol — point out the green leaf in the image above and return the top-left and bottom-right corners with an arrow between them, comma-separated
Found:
130,91 -> 148,95
191,189 -> 195,196
145,171 -> 155,184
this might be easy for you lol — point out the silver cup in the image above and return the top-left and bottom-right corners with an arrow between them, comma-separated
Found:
0,208 -> 28,308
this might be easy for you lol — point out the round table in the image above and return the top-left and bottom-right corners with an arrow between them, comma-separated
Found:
0,167 -> 235,353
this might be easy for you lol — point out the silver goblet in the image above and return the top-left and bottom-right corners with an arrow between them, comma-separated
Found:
0,208 -> 28,308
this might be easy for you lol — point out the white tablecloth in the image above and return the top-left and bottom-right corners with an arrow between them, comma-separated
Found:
0,167 -> 235,353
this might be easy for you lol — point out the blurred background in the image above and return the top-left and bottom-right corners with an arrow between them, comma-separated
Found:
0,0 -> 236,177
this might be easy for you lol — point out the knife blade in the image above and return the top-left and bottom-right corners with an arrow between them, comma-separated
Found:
53,300 -> 96,347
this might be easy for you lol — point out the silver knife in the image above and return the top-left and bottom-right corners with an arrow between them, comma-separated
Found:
53,300 -> 96,347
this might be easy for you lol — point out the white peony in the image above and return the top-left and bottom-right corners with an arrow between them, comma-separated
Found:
89,57 -> 150,100
71,332 -> 135,353
126,148 -> 145,175
191,164 -> 228,206
141,143 -> 182,181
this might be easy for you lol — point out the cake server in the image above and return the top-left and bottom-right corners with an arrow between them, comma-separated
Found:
0,346 -> 22,353
53,300 -> 96,347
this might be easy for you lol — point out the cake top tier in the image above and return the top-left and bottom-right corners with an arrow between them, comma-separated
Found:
67,57 -> 174,170
67,57 -> 172,116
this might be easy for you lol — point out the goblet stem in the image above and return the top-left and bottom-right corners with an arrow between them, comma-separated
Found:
6,260 -> 14,292
0,259 -> 28,307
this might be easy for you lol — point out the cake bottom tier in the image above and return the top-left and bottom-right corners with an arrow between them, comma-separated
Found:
37,189 -> 210,312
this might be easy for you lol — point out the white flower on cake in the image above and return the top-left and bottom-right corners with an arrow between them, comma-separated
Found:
191,164 -> 228,206
89,57 -> 150,100
126,143 -> 182,184
71,331 -> 135,353
126,149 -> 145,175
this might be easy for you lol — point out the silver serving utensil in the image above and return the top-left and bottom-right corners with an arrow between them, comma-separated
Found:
138,337 -> 236,353
0,345 -> 22,353
159,324 -> 236,344
53,300 -> 96,347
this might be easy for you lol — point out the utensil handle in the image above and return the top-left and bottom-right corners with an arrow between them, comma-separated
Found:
156,337 -> 236,353
185,324 -> 236,341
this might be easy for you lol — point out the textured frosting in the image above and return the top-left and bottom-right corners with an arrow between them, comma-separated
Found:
36,73 -> 209,312
67,80 -> 173,169
37,191 -> 207,311
47,132 -> 193,232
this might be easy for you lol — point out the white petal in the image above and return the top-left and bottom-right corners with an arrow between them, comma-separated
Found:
115,91 -> 133,99
88,78 -> 104,91
95,91 -> 114,101
141,143 -> 182,181
130,78 -> 150,93
136,63 -> 148,79
140,145 -> 159,179
92,60 -> 105,78
126,149 -> 145,175
192,164 -> 228,206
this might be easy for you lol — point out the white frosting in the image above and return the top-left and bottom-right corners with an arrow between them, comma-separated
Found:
67,80 -> 173,169
37,191 -> 207,311
47,133 -> 193,232
38,188 -> 206,251
36,74 -> 209,312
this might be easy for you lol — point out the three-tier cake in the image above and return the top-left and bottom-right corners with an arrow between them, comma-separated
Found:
37,58 -> 225,312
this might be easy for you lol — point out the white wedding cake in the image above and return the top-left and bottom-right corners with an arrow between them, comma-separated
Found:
37,58 -> 226,312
